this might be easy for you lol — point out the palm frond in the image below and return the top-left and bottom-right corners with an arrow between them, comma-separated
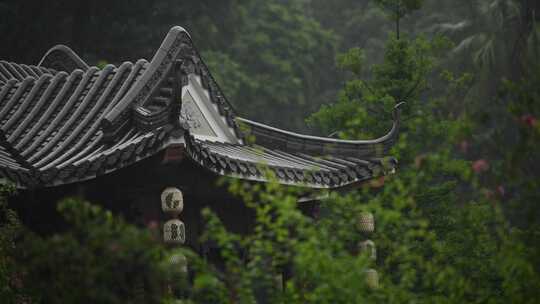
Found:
473,37 -> 496,68
453,34 -> 484,54
433,20 -> 471,34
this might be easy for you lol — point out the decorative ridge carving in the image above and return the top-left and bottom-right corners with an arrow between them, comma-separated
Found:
38,45 -> 89,72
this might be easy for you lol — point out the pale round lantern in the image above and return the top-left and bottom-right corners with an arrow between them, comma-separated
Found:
161,187 -> 184,215
168,252 -> 188,274
357,212 -> 374,233
358,239 -> 377,261
163,219 -> 186,244
364,268 -> 379,289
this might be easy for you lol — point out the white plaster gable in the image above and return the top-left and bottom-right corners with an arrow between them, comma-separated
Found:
181,74 -> 240,143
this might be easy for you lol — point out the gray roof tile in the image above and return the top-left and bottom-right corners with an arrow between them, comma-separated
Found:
0,26 -> 399,189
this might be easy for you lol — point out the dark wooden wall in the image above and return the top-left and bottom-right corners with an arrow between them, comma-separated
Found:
10,150 -> 254,256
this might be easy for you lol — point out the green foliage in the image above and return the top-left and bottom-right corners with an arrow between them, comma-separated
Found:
1,1 -> 539,303
337,47 -> 365,75
307,34 -> 449,138
179,1 -> 539,302
0,183 -> 22,303
204,0 -> 338,131
195,174 -> 378,303
3,198 -> 179,304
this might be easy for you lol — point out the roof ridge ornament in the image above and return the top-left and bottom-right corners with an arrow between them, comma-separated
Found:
38,45 -> 89,72
393,101 -> 405,121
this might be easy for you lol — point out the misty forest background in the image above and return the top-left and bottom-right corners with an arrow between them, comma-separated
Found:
1,0 -> 540,303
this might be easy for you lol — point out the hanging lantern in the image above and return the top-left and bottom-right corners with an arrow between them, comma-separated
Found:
161,187 -> 184,215
357,212 -> 374,233
168,252 -> 188,274
364,269 -> 379,289
163,219 -> 186,244
358,239 -> 377,261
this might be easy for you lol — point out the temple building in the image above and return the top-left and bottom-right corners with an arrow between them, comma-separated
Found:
0,26 -> 402,254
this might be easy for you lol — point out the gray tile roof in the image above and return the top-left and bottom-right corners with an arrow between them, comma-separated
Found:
0,59 -> 157,186
0,26 -> 400,189
186,137 -> 396,188
0,61 -> 56,85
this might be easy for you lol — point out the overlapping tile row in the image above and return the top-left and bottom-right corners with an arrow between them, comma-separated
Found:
0,144 -> 27,180
0,59 -> 171,187
0,61 -> 56,85
185,135 -> 397,189
32,126 -> 171,186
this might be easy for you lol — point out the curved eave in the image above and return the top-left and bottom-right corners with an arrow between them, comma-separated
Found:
184,135 -> 397,189
237,102 -> 405,158
0,128 -> 171,189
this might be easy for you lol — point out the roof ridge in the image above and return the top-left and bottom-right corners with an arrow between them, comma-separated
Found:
100,26 -> 243,142
99,26 -> 191,140
38,44 -> 90,72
